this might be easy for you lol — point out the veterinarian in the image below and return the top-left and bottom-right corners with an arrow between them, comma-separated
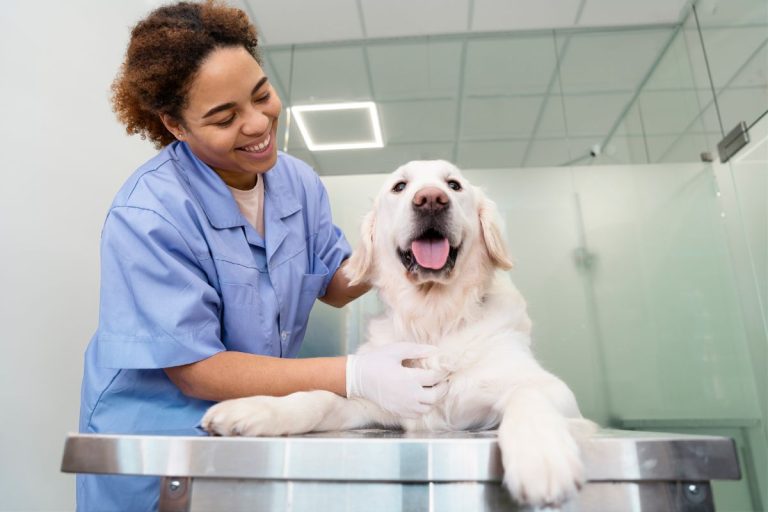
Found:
78,2 -> 444,510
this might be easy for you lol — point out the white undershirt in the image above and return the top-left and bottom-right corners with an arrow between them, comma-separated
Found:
228,177 -> 265,238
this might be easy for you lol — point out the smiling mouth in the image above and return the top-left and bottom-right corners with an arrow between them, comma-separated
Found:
398,228 -> 460,273
238,133 -> 272,154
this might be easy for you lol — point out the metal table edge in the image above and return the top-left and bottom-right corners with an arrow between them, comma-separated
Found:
61,429 -> 741,483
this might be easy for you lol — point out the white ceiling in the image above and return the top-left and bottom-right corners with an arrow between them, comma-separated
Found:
228,0 -> 768,173
239,0 -> 691,46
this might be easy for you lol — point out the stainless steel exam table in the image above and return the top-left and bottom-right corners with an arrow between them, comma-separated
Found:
61,429 -> 740,511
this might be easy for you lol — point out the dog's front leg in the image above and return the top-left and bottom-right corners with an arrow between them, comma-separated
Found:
202,391 -> 397,436
495,374 -> 594,507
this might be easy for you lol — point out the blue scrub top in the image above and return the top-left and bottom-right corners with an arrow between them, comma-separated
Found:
77,142 -> 350,511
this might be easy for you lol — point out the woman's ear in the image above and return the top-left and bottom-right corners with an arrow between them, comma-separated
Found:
160,113 -> 187,141
477,188 -> 514,270
343,209 -> 377,286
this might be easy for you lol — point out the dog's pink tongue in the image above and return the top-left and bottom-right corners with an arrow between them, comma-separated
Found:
411,238 -> 450,269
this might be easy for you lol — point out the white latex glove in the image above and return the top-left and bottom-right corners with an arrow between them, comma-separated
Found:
346,342 -> 448,418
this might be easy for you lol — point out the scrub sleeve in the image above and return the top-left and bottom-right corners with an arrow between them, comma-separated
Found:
94,206 -> 225,369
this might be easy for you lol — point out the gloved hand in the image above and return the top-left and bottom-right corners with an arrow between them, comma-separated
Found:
346,342 -> 448,418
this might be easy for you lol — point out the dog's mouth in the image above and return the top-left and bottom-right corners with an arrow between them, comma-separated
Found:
398,229 -> 460,273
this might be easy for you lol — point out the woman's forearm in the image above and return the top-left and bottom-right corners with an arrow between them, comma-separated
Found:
164,351 -> 347,401
320,261 -> 372,308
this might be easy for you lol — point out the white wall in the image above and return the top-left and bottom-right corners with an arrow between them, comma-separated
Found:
1,2 -> 763,511
0,2 -> 158,509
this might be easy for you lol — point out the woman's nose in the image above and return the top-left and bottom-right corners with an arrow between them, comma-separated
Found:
241,106 -> 270,136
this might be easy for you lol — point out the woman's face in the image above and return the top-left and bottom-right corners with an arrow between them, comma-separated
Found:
170,46 -> 283,189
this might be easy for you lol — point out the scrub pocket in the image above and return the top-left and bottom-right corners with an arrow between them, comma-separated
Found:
220,282 -> 256,305
219,271 -> 271,354
299,269 -> 328,301
286,258 -> 330,352
301,252 -> 330,301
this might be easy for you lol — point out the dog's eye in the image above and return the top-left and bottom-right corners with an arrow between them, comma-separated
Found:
392,181 -> 407,193
447,180 -> 462,191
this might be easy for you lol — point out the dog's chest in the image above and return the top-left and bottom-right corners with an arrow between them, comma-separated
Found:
369,305 -> 528,432
405,340 -> 509,432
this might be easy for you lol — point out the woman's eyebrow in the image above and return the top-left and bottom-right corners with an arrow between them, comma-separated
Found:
202,76 -> 269,119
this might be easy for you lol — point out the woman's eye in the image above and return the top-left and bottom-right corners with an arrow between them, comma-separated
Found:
392,181 -> 407,193
254,93 -> 271,103
215,115 -> 235,127
447,180 -> 462,191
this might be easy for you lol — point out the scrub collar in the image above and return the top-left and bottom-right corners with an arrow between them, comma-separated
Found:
170,142 -> 301,230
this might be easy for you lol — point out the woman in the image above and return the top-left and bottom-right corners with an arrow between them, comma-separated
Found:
78,2 -> 444,510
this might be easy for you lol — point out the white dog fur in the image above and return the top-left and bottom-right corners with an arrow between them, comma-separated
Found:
202,160 -> 594,506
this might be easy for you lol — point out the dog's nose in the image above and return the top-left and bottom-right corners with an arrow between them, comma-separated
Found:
413,187 -> 449,212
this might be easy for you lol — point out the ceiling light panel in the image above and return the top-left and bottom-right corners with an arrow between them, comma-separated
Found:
291,102 -> 384,151
301,109 -> 374,145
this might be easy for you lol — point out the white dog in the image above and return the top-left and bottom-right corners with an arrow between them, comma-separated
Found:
202,160 -> 593,506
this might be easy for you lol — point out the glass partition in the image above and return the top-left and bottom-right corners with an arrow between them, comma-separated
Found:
713,111 -> 768,511
262,2 -> 768,510
693,0 -> 768,135
603,16 -> 721,164
306,157 -> 765,510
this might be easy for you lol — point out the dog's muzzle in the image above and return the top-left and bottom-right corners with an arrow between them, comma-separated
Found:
398,230 -> 460,274
397,186 -> 461,274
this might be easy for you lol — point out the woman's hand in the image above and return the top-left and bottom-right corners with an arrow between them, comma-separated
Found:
346,342 -> 448,418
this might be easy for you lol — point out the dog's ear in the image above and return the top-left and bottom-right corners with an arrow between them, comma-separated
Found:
343,209 -> 377,286
477,188 -> 514,270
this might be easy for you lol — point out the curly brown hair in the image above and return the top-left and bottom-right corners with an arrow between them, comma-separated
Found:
111,1 -> 261,148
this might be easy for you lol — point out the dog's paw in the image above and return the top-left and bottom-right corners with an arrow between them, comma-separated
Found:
499,417 -> 585,507
202,395 -> 316,436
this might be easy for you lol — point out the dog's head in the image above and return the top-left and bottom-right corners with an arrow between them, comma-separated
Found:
345,160 -> 513,288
